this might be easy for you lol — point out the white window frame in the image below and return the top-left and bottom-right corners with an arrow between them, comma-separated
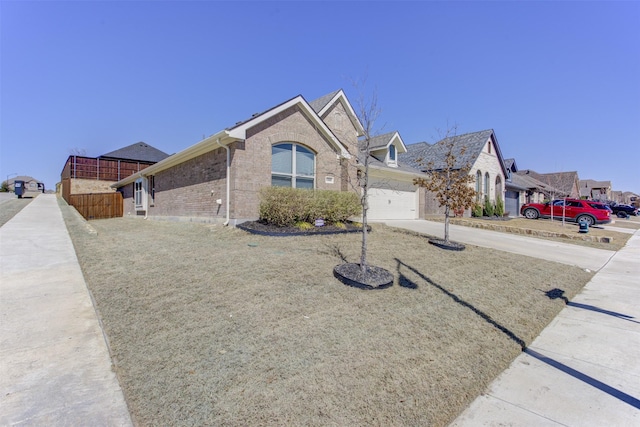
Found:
387,144 -> 397,167
134,177 -> 148,211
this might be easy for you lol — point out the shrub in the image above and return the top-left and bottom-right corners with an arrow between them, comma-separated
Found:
483,195 -> 494,217
495,195 -> 504,217
259,187 -> 361,227
472,202 -> 483,217
295,221 -> 314,230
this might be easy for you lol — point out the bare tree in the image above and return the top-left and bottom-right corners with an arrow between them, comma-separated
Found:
353,89 -> 381,275
333,84 -> 394,288
413,126 -> 476,245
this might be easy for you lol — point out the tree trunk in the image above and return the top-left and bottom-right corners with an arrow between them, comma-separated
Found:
444,205 -> 451,243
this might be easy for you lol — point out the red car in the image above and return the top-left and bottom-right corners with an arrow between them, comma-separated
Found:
520,198 -> 611,226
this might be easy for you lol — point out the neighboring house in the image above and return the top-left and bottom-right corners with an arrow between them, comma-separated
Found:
111,90 -> 425,224
579,179 -> 612,202
518,170 -> 580,199
610,190 -> 622,203
621,191 -> 639,207
7,176 -> 44,194
503,159 -> 553,216
60,142 -> 169,203
400,129 -> 508,216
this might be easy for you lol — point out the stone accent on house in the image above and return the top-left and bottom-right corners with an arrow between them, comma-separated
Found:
471,141 -> 505,204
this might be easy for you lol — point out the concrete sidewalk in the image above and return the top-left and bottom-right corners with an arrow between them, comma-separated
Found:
379,219 -> 616,271
451,230 -> 640,426
0,194 -> 132,426
378,219 -> 640,426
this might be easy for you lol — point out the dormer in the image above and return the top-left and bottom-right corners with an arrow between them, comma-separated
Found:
365,131 -> 407,168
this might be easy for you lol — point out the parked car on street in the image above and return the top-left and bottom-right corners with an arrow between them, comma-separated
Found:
608,204 -> 638,217
520,198 -> 612,226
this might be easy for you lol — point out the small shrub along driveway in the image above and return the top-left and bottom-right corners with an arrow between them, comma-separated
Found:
61,205 -> 594,427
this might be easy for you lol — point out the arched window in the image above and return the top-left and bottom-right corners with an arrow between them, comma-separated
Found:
476,170 -> 482,200
495,176 -> 503,199
272,143 -> 315,189
484,172 -> 490,199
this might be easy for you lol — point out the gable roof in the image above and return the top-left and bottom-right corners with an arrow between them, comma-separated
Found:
100,142 -> 170,163
519,170 -> 579,197
579,179 -> 611,189
365,131 -> 407,153
401,129 -> 505,174
8,175 -> 40,184
511,171 -> 559,194
504,158 -> 517,172
309,89 -> 365,135
226,94 -> 350,156
112,91 -> 353,188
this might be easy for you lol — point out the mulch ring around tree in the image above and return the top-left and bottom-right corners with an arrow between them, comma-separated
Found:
237,220 -> 369,237
428,238 -> 466,251
333,263 -> 394,290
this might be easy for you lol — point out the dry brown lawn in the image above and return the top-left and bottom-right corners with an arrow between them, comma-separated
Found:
60,201 -> 595,427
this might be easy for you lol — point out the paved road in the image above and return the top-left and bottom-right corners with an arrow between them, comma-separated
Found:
0,192 -> 16,205
378,219 -> 616,271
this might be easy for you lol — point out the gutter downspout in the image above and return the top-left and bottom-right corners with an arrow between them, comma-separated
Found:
216,138 -> 230,226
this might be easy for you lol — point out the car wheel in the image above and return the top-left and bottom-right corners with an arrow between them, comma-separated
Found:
617,212 -> 627,218
576,215 -> 595,226
523,208 -> 539,219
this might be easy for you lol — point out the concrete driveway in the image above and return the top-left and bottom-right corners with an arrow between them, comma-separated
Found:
377,219 -> 616,271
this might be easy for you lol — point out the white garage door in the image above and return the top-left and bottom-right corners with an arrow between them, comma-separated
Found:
367,188 -> 418,220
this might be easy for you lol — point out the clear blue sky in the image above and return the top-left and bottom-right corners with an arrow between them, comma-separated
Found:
2,1 -> 639,194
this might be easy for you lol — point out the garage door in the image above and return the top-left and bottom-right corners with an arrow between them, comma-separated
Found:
505,190 -> 519,217
367,188 -> 418,220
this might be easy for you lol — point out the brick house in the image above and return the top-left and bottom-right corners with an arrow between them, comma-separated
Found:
7,176 -> 45,194
60,142 -> 170,203
579,179 -> 612,202
516,170 -> 580,200
400,129 -> 508,216
112,90 -> 425,224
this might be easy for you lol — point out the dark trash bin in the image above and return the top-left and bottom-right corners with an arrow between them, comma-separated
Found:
14,180 -> 25,198
579,220 -> 589,233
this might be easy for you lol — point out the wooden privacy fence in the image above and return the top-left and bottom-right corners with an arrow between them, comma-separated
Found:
69,193 -> 123,220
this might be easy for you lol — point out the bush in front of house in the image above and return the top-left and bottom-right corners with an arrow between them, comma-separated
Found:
495,195 -> 504,217
259,187 -> 361,227
471,202 -> 483,217
483,195 -> 495,217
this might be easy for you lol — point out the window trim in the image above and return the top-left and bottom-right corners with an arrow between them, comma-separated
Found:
484,172 -> 490,199
388,144 -> 397,166
271,143 -> 316,189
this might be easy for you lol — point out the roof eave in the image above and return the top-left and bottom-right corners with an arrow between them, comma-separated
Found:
111,130 -> 234,188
